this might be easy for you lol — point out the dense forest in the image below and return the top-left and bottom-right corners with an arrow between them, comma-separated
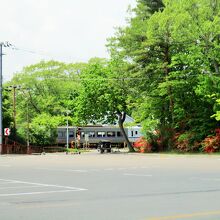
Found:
3,0 -> 220,153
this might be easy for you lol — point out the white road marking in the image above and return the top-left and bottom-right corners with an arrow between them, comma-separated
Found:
0,190 -> 82,197
0,178 -> 87,190
0,178 -> 87,197
36,168 -> 88,173
0,182 -> 17,185
124,173 -> 153,177
0,185 -> 42,190
0,179 -> 17,185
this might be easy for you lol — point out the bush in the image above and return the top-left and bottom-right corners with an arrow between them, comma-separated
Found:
133,137 -> 152,153
146,127 -> 175,152
201,129 -> 220,153
173,132 -> 200,152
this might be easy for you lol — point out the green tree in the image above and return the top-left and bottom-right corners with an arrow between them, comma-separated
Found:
75,58 -> 135,152
29,113 -> 62,145
7,60 -> 84,145
108,0 -> 220,151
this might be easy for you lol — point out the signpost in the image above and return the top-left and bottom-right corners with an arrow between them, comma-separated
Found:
4,128 -> 10,136
4,128 -> 10,154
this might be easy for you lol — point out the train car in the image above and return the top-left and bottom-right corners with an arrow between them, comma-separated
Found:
57,125 -> 129,148
127,125 -> 142,143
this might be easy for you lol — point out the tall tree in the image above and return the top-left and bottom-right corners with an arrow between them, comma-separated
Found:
7,60 -> 84,145
75,58 -> 135,152
108,0 -> 220,150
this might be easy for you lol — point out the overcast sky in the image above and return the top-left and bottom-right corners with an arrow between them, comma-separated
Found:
0,0 -> 136,82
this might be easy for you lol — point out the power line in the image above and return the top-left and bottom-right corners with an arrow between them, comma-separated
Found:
10,73 -> 219,82
11,46 -> 53,58
6,43 -> 56,60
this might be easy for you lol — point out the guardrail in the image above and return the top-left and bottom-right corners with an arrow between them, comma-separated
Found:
1,145 -> 67,154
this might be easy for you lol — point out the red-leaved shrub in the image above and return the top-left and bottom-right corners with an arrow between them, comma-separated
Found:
133,137 -> 152,153
202,128 -> 220,153
173,132 -> 192,152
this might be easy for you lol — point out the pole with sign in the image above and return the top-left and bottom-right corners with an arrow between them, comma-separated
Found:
0,42 -> 12,154
4,128 -> 10,136
4,128 -> 10,154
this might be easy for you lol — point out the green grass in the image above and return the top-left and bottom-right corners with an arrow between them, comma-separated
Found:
66,148 -> 90,153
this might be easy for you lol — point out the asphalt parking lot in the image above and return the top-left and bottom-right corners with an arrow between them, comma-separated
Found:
0,151 -> 220,220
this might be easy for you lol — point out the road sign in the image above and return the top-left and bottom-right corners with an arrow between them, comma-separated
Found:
4,128 -> 10,136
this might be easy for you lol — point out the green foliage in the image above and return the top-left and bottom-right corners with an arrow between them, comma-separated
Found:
3,0 -> 220,153
5,60 -> 84,145
29,113 -> 62,145
108,0 -> 220,152
174,132 -> 196,152
74,57 -> 135,151
2,91 -> 12,129
213,98 -> 220,121
177,132 -> 193,143
75,57 -> 131,124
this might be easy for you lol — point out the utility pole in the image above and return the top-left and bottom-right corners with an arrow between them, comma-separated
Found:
13,86 -> 16,135
66,112 -> 69,151
65,110 -> 71,153
0,43 -> 3,154
12,85 -> 20,142
6,85 -> 20,142
0,42 -> 12,154
26,98 -> 30,153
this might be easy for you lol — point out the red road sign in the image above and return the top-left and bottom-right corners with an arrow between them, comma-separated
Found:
4,128 -> 10,136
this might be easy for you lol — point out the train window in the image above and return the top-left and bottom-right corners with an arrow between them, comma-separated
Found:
117,131 -> 122,137
131,131 -> 134,137
107,131 -> 115,137
58,132 -> 63,138
89,132 -> 95,138
81,132 -> 85,138
69,131 -> 74,138
97,131 -> 105,137
135,131 -> 138,135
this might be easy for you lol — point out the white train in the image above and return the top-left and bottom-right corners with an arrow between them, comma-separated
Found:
57,125 -> 142,147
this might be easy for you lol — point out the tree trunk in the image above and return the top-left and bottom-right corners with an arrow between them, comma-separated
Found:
117,111 -> 135,152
